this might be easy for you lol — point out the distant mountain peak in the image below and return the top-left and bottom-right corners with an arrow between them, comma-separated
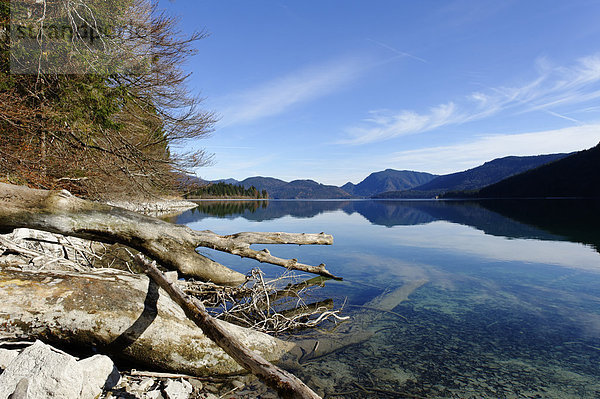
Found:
343,169 -> 438,197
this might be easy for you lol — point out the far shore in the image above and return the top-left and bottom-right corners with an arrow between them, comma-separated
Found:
186,197 -> 270,201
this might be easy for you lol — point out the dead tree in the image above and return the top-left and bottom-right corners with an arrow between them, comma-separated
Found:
0,182 -> 340,285
0,267 -> 296,376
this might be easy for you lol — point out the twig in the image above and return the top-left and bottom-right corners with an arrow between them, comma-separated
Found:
128,369 -> 233,382
196,269 -> 347,335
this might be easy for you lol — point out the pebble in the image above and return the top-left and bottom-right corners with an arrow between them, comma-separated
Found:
136,378 -> 155,392
205,384 -> 219,393
163,379 -> 193,399
188,378 -> 204,391
231,379 -> 245,390
146,390 -> 164,399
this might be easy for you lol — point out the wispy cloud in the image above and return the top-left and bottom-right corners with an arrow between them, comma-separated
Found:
341,53 -> 600,145
344,102 -> 468,145
367,39 -> 428,64
387,124 -> 600,174
218,57 -> 366,126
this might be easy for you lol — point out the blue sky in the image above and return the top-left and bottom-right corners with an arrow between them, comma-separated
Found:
159,0 -> 600,185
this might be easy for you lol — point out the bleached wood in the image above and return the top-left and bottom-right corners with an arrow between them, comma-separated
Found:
0,183 -> 339,285
0,267 -> 295,376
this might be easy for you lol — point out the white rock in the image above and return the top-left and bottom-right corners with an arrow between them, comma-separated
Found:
77,354 -> 121,399
163,379 -> 193,399
146,390 -> 164,399
0,348 -> 19,370
105,200 -> 197,217
132,377 -> 155,392
0,340 -> 82,399
0,340 -> 119,399
164,271 -> 178,283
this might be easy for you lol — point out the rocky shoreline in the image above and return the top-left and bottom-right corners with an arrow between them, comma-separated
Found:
0,340 -> 279,399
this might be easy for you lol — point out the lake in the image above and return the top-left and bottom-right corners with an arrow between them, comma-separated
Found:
174,199 -> 600,398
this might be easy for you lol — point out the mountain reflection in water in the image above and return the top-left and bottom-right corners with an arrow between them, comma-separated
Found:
176,199 -> 600,254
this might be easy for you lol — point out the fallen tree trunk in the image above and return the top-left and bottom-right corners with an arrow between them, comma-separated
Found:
1,265 -> 424,396
136,255 -> 321,399
0,183 -> 339,285
0,267 -> 297,376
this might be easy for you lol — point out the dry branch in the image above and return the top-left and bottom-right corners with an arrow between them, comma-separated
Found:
190,270 -> 346,335
0,183 -> 339,285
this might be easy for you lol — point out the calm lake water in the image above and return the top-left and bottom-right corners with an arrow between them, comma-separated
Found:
174,199 -> 600,398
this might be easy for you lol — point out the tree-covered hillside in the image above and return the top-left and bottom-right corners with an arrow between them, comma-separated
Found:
234,177 -> 352,199
472,142 -> 600,198
0,0 -> 213,199
342,169 -> 437,197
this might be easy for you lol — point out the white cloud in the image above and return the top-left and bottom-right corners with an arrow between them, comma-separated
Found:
218,57 -> 365,126
388,124 -> 600,174
342,53 -> 600,145
343,102 -> 465,145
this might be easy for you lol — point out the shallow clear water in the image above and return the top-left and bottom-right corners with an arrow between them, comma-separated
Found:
174,199 -> 600,398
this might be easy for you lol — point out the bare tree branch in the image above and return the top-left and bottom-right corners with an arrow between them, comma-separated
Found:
0,183 -> 339,285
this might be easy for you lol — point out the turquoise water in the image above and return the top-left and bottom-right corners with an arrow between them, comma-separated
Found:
175,199 -> 600,398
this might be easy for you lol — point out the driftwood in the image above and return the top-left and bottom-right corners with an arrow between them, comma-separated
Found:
186,271 -> 345,334
0,183 -> 339,285
0,267 -> 297,376
0,182 -> 351,397
135,255 -> 321,399
0,259 -> 427,397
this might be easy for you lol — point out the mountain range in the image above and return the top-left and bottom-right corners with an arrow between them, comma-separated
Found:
374,152 -> 570,199
176,198 -> 600,254
212,170 -> 436,199
196,143 -> 599,199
